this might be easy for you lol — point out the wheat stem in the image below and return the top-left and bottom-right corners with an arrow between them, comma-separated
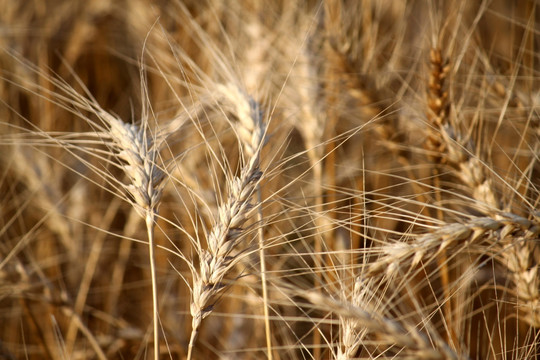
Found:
146,211 -> 160,360
257,187 -> 273,360
104,111 -> 166,360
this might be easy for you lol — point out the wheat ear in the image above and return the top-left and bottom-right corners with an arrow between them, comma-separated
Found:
219,84 -> 273,358
368,213 -> 539,279
426,48 -> 499,213
426,48 -> 451,163
301,285 -> 461,360
491,212 -> 540,327
337,277 -> 367,360
104,110 -> 166,360
187,84 -> 266,360
426,48 -> 540,329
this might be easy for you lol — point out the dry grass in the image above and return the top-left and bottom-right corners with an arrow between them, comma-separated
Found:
0,0 -> 539,359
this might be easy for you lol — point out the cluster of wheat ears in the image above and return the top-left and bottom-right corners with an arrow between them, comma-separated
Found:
0,0 -> 539,359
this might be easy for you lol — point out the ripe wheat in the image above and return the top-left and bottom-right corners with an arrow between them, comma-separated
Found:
0,1 -> 538,359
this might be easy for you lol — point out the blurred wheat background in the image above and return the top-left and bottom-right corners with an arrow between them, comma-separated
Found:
0,0 -> 539,359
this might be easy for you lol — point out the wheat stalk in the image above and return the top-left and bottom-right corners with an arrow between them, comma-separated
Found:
101,108 -> 167,360
1,48 -> 169,358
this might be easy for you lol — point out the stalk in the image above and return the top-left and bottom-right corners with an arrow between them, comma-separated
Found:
146,211 -> 160,360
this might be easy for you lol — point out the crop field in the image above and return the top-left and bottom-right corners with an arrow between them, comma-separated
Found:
0,1 -> 539,359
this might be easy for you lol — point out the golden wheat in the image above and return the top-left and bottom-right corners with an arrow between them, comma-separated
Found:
0,1 -> 539,359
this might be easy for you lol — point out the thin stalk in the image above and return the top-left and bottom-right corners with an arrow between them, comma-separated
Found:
257,187 -> 272,360
187,327 -> 198,360
312,162 -> 323,359
146,211 -> 159,360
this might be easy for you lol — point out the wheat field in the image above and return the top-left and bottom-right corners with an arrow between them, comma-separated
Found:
0,0 -> 539,359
